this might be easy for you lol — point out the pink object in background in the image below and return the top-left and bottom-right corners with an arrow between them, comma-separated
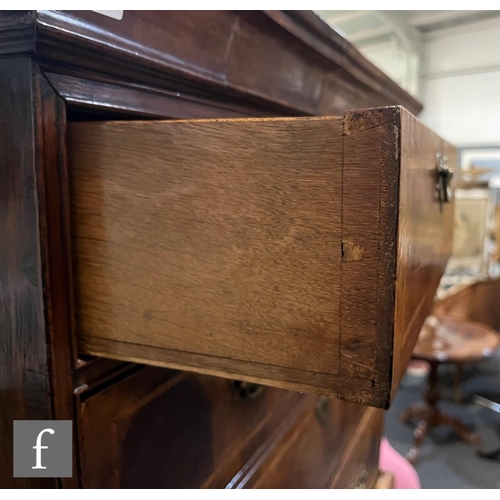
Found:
379,437 -> 421,489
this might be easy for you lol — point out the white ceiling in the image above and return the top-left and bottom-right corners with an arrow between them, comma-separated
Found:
315,10 -> 500,46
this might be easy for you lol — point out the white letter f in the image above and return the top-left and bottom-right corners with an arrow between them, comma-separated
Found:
32,428 -> 55,469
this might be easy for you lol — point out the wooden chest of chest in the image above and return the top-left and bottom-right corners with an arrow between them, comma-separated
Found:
0,10 -> 453,488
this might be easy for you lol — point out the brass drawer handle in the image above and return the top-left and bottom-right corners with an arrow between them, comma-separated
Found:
315,395 -> 330,424
231,380 -> 264,400
350,464 -> 368,489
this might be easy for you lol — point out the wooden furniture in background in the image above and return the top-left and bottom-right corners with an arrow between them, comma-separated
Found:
433,276 -> 500,460
434,276 -> 500,331
448,189 -> 494,276
435,276 -> 500,402
494,202 -> 500,262
400,315 -> 499,463
1,10 -> 443,488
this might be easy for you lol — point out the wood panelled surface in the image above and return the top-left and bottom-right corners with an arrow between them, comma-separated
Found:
391,109 -> 455,396
340,108 -> 400,395
69,107 -> 453,408
0,58 -> 56,488
79,364 -> 376,489
0,10 -> 430,489
70,117 -> 352,396
229,397 -> 372,488
79,366 -> 302,488
3,10 -> 420,117
329,406 -> 383,489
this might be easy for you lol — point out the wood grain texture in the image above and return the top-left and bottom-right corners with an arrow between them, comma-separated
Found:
0,58 -> 54,488
0,11 -> 35,54
77,336 -> 376,402
433,277 -> 500,331
79,366 -> 301,488
80,366 -> 382,489
412,315 -> 499,364
0,58 -> 83,488
69,117 -> 347,393
264,11 -> 422,113
0,11 -> 422,117
341,108 -> 400,402
391,108 -> 455,398
0,11 -> 430,490
35,70 -> 81,488
328,406 -> 383,488
229,397 -> 369,488
69,107 -> 454,408
45,73 -> 280,120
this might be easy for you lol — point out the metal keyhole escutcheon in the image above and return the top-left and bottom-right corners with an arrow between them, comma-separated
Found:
436,152 -> 453,204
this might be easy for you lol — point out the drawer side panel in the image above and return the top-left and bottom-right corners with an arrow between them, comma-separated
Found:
69,117 -> 344,392
392,109 -> 455,396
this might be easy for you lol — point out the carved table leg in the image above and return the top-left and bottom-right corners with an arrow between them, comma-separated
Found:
454,363 -> 463,403
399,402 -> 428,423
400,362 -> 438,463
401,360 -> 481,463
477,446 -> 500,460
425,362 -> 440,412
439,413 -> 481,445
406,420 -> 428,464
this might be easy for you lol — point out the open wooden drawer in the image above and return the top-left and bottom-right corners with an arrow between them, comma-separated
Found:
68,106 -> 454,408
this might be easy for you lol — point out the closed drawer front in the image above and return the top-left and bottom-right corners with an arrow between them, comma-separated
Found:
80,367 -> 301,488
68,106 -> 455,408
329,406 -> 383,489
228,396 -> 371,488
